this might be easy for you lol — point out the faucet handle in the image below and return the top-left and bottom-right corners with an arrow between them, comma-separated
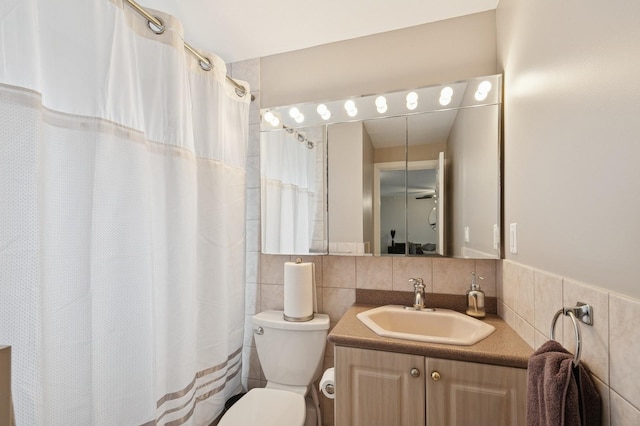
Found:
410,277 -> 425,290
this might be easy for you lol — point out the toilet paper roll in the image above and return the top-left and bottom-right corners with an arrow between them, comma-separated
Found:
283,261 -> 314,321
319,368 -> 335,399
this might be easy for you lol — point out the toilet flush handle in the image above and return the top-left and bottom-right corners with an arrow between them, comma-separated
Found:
254,326 -> 264,335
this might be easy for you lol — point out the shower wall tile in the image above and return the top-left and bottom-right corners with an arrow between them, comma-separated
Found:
609,293 -> 640,410
246,155 -> 260,189
247,124 -> 260,157
245,219 -> 260,252
562,278 -> 609,385
356,256 -> 392,290
246,251 -> 259,284
230,58 -> 261,92
246,188 -> 260,220
322,256 -> 356,288
247,91 -> 261,125
245,283 -> 259,315
391,257 -> 433,291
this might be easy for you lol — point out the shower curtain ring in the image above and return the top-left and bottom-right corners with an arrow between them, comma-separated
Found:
147,16 -> 165,34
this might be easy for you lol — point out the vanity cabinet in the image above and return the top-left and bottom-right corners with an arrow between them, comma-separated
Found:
335,346 -> 425,426
335,346 -> 527,426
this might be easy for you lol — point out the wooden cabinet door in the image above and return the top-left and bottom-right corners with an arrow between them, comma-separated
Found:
335,346 -> 425,426
425,358 -> 527,426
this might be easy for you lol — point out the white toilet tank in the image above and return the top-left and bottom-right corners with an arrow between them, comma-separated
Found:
252,311 -> 330,390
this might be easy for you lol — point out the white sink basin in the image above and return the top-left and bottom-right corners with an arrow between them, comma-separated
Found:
356,305 -> 495,346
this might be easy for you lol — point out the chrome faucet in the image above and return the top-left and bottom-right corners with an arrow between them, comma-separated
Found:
409,278 -> 426,310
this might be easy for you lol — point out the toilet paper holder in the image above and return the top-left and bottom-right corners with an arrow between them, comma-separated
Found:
324,383 -> 334,395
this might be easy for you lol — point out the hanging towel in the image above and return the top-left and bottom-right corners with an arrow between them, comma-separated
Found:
527,340 -> 601,426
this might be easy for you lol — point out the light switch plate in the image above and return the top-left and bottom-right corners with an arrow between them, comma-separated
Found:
509,223 -> 518,254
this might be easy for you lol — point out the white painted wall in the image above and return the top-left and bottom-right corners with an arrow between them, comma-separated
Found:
497,0 -> 640,298
261,11 -> 497,107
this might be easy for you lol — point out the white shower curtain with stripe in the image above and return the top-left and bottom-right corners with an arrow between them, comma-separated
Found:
0,1 -> 249,424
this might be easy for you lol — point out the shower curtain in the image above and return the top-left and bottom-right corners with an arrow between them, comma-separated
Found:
0,1 -> 249,424
261,128 -> 324,254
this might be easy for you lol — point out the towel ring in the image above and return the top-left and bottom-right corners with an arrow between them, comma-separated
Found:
550,308 -> 582,367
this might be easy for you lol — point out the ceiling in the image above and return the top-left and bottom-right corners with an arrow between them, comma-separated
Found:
138,0 -> 499,63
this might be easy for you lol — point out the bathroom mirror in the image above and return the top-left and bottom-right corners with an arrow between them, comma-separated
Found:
260,74 -> 502,258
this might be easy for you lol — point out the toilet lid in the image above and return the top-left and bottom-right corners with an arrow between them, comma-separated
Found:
219,388 -> 305,426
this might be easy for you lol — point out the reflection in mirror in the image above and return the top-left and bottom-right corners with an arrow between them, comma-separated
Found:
260,126 -> 327,254
260,74 -> 502,258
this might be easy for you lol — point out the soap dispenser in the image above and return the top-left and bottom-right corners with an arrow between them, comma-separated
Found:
466,272 -> 486,318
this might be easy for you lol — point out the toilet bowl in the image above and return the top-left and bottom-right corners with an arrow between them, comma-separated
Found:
219,311 -> 330,426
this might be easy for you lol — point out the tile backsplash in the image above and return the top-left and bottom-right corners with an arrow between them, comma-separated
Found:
500,259 -> 640,425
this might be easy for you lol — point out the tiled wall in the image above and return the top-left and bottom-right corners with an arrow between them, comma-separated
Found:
499,259 -> 640,425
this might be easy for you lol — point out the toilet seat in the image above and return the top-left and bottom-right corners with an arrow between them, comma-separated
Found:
219,388 -> 305,426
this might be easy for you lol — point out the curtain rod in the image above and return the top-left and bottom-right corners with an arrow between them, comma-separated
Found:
123,0 -> 252,100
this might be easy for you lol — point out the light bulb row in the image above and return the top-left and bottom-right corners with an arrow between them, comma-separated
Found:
263,80 -> 494,127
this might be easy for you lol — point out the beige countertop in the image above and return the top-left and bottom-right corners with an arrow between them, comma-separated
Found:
328,304 -> 534,369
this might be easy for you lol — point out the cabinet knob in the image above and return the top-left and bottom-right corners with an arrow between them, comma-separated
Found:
431,371 -> 441,381
410,368 -> 421,378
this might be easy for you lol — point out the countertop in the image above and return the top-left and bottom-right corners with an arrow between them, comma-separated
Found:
328,304 -> 534,369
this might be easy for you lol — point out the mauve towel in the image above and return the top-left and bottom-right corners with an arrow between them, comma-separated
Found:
527,340 -> 601,426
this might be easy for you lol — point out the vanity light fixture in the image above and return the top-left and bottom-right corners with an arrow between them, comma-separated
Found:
263,110 -> 280,127
439,87 -> 453,106
406,91 -> 418,110
317,104 -> 331,120
474,81 -> 492,101
375,96 -> 388,114
344,99 -> 358,117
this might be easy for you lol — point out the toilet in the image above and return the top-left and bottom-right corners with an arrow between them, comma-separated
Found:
219,310 -> 330,426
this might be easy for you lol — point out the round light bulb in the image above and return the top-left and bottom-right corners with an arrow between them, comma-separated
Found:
316,104 -> 328,115
294,113 -> 305,123
270,116 -> 280,127
440,87 -> 453,98
406,92 -> 418,103
478,81 -> 492,93
344,100 -> 356,112
263,111 -> 274,123
289,107 -> 300,119
347,106 -> 358,117
375,96 -> 387,108
321,110 -> 331,120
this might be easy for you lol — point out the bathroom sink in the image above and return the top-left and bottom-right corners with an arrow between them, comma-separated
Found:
356,305 -> 495,346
